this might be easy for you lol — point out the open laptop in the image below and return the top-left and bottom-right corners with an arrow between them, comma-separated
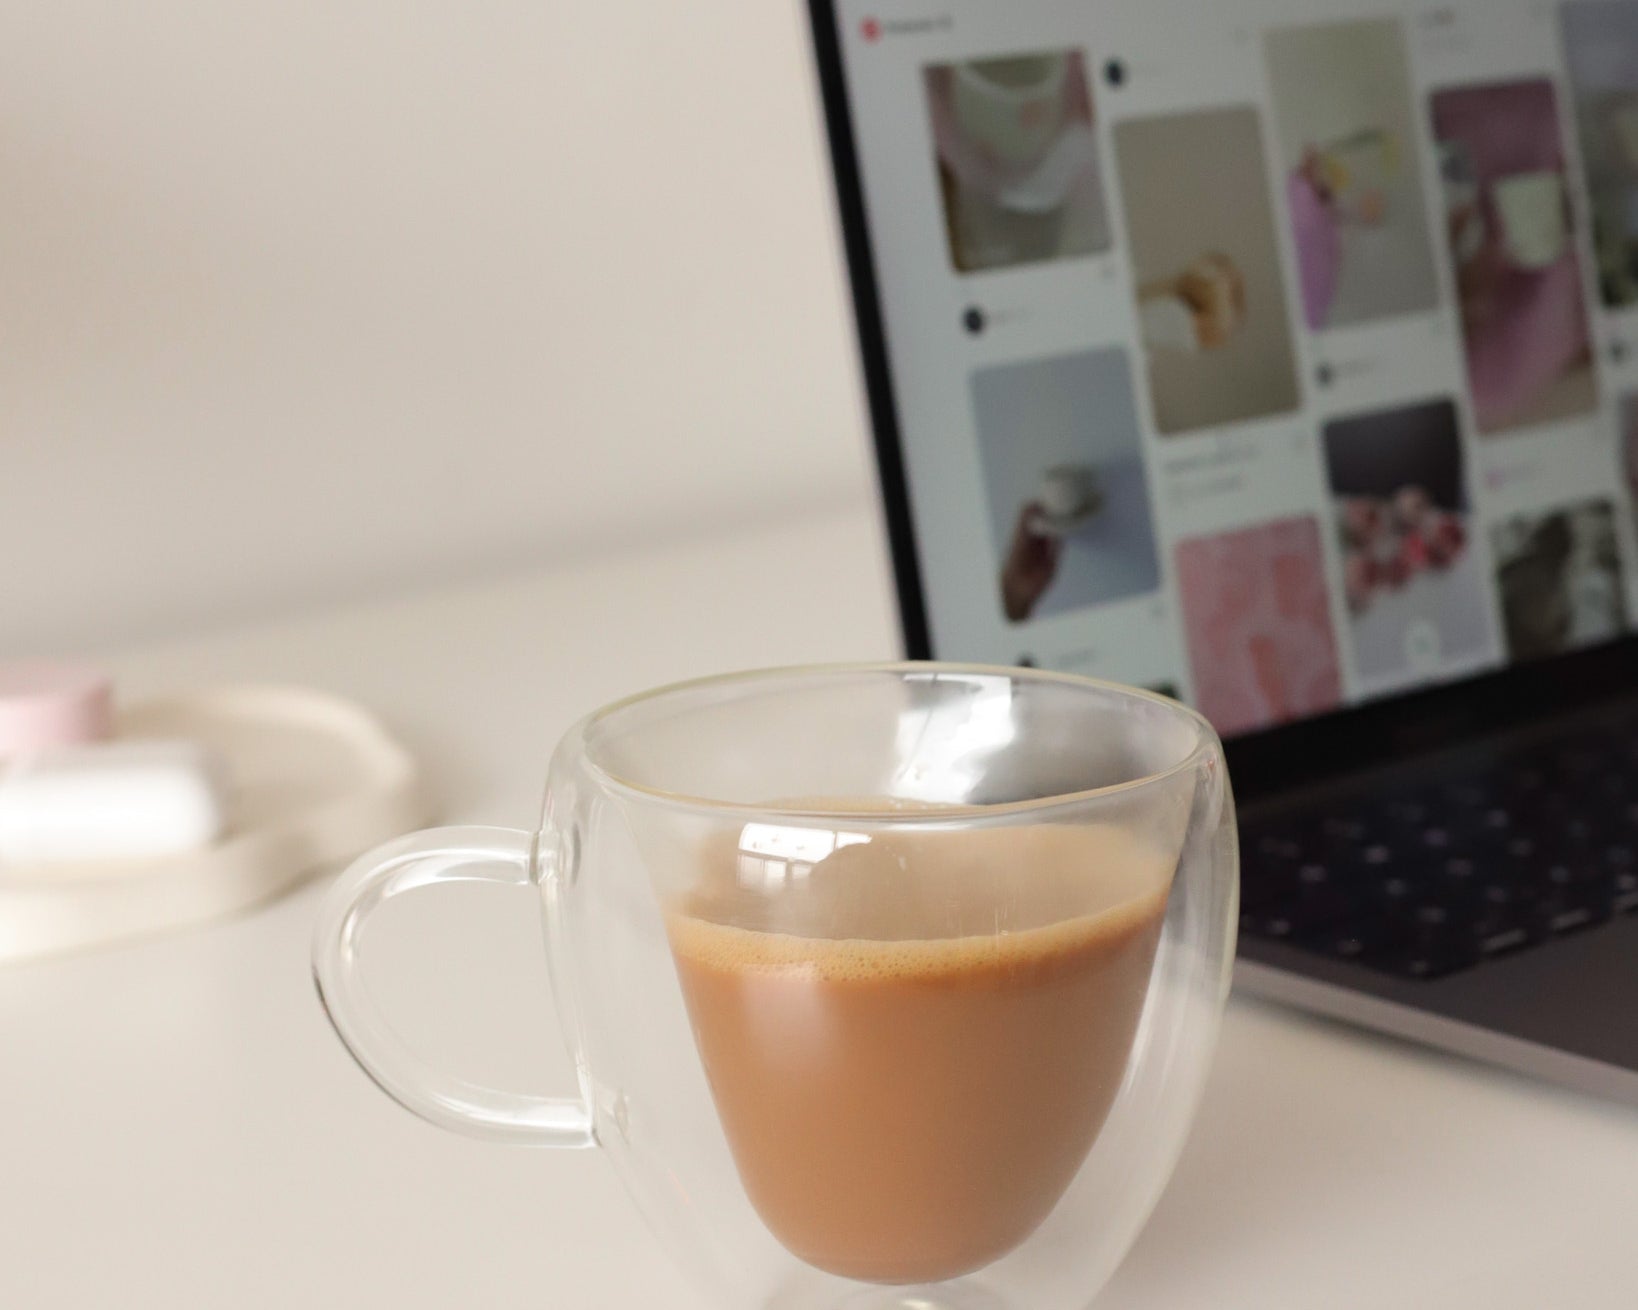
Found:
805,0 -> 1638,1101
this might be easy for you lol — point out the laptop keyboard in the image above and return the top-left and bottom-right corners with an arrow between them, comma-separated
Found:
1239,710 -> 1638,981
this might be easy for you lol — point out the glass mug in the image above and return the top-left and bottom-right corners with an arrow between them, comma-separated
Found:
313,664 -> 1238,1309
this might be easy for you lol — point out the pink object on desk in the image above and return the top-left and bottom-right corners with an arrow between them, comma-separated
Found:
0,662 -> 113,756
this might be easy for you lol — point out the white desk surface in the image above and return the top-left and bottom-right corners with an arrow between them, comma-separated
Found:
4,505 -> 1635,1309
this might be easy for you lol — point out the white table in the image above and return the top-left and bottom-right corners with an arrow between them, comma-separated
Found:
4,506 -> 1635,1309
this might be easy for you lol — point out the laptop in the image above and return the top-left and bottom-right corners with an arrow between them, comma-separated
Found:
804,0 -> 1638,1101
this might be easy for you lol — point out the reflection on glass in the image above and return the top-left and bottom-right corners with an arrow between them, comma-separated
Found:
735,822 -> 868,888
894,673 -> 1017,803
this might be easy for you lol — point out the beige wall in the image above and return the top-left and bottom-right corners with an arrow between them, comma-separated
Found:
0,0 -> 872,650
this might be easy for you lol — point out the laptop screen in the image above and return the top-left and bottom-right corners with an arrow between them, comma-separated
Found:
816,0 -> 1638,738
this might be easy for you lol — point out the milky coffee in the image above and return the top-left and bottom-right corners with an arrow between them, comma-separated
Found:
667,816 -> 1173,1284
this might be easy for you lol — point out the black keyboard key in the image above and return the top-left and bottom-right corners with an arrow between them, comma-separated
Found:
1321,816 -> 1369,844
1240,827 -> 1310,911
1413,900 -> 1455,949
1366,900 -> 1475,980
1442,781 -> 1488,809
1472,884 -> 1541,958
1328,922 -> 1378,960
1530,866 -> 1610,937
1544,901 -> 1605,936
1251,910 -> 1296,941
1287,862 -> 1356,930
1441,855 -> 1480,891
1386,797 -> 1432,826
1494,835 -> 1564,889
1360,843 -> 1397,870
1505,765 -> 1547,796
1253,833 -> 1302,862
1553,746 -> 1601,776
1477,924 -> 1533,959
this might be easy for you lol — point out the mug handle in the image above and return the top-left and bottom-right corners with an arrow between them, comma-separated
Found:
311,825 -> 594,1148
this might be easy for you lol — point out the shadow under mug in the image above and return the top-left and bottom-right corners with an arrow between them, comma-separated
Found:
313,663 -> 1239,1310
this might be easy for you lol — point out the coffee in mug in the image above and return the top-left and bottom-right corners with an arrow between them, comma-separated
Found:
668,816 -> 1172,1283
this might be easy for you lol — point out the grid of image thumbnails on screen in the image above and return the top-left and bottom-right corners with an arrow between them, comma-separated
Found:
842,2 -> 1638,739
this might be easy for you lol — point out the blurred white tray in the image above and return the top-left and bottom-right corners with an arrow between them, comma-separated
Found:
0,685 -> 426,963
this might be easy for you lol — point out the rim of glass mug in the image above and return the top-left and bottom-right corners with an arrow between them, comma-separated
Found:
568,660 -> 1219,822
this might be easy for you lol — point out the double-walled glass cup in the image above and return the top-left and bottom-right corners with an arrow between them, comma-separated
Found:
313,664 -> 1238,1309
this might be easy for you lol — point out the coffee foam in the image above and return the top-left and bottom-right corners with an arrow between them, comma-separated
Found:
669,821 -> 1176,983
667,886 -> 1170,984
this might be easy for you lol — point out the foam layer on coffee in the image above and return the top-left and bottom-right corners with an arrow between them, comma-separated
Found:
668,879 -> 1168,983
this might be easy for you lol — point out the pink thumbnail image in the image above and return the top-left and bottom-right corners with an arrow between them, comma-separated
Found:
1431,80 -> 1596,434
1175,517 -> 1343,736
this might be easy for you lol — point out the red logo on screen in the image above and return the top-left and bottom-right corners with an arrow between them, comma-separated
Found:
861,17 -> 881,41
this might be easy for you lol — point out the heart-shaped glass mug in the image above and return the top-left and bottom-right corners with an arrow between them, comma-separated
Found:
314,663 -> 1238,1309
